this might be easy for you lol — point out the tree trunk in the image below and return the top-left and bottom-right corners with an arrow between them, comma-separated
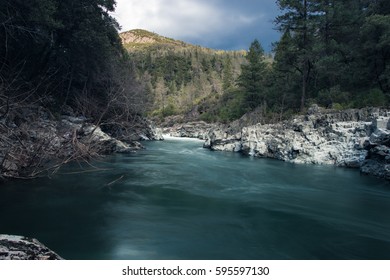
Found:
301,63 -> 307,112
301,0 -> 308,112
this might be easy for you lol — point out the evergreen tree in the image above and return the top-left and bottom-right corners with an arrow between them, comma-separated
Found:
272,31 -> 302,113
223,57 -> 234,91
312,0 -> 368,94
361,1 -> 390,93
275,0 -> 316,111
0,0 -> 144,121
239,39 -> 267,110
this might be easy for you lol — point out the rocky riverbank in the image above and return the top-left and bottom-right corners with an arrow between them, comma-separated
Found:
162,121 -> 218,139
164,106 -> 390,180
0,106 -> 162,180
0,235 -> 62,260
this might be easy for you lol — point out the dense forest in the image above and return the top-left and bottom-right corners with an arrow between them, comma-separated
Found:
0,0 -> 146,125
1,0 -> 389,126
125,0 -> 389,124
0,0 -> 149,179
270,0 -> 390,116
244,0 -> 389,122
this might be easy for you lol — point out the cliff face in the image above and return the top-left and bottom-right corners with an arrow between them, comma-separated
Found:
200,106 -> 390,180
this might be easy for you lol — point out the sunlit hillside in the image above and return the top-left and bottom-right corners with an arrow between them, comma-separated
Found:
120,29 -> 248,122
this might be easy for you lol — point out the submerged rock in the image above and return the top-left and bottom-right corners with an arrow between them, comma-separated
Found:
0,235 -> 62,260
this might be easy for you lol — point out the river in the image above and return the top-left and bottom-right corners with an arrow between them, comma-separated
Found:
1,137 -> 390,259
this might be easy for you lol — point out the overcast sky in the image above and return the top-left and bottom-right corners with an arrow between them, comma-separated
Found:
113,0 -> 281,52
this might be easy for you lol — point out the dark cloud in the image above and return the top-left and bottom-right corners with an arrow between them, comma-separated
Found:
115,0 -> 280,51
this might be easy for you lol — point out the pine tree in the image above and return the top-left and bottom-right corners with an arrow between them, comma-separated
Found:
238,39 -> 267,110
275,0 -> 316,111
361,1 -> 390,93
272,31 -> 302,113
223,57 -> 234,91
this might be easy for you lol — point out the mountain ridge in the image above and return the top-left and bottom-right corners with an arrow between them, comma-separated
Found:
120,29 -> 187,49
119,29 -> 247,54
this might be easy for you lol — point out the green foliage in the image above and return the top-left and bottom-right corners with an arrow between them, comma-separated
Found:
352,89 -> 388,108
361,14 -> 390,93
216,89 -> 246,122
0,0 -> 148,133
199,89 -> 246,123
271,0 -> 390,115
126,34 -> 246,120
151,103 -> 178,119
317,86 -> 351,109
275,0 -> 316,111
141,0 -> 390,124
223,57 -> 234,91
238,40 -> 268,111
130,0 -> 390,124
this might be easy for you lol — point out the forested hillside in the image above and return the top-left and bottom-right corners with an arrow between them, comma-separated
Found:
121,29 -> 249,122
123,0 -> 389,124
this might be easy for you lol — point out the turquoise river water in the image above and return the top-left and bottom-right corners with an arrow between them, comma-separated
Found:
1,137 -> 390,259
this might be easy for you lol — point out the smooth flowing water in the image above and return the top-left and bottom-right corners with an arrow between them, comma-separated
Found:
1,137 -> 390,260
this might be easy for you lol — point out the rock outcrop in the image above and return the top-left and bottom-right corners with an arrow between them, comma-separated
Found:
203,107 -> 390,179
0,235 -> 62,260
61,116 -> 141,155
0,107 -> 161,179
139,124 -> 164,141
360,117 -> 390,179
162,121 -> 219,139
